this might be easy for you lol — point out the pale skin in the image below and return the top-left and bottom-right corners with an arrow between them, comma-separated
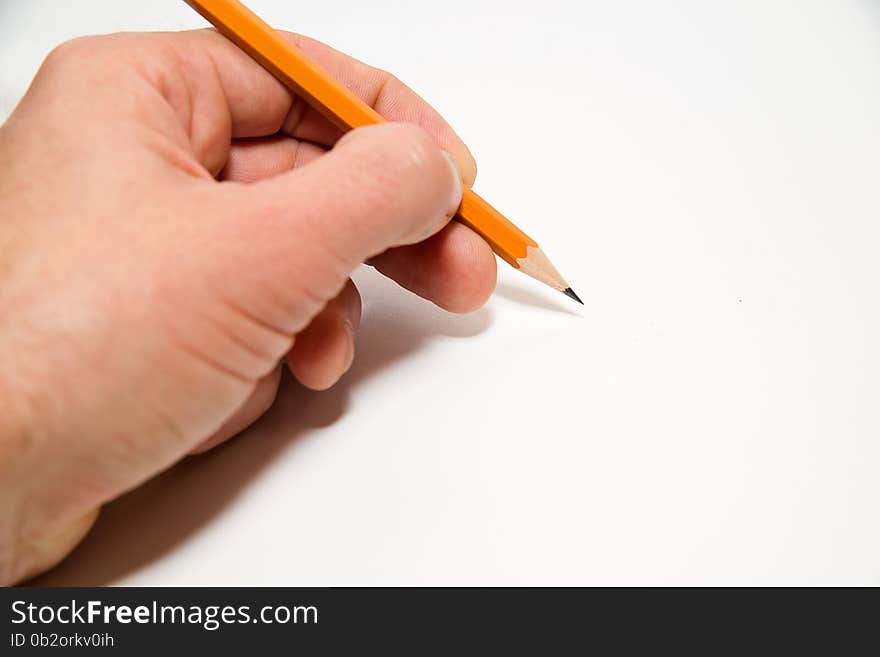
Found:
0,30 -> 496,584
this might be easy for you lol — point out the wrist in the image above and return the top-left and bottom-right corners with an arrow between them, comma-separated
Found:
0,338 -> 97,583
0,377 -> 33,583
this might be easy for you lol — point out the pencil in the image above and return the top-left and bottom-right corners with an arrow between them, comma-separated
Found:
183,0 -> 583,305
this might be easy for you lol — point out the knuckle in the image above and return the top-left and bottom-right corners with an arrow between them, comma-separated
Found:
382,71 -> 403,95
43,33 -> 148,74
44,37 -> 95,68
372,67 -> 400,92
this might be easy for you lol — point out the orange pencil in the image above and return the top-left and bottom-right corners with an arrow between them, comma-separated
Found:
183,0 -> 582,304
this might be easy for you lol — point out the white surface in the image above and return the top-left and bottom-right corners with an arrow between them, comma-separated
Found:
4,0 -> 879,585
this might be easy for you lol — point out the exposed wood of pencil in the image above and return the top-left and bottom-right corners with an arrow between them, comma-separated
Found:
183,0 -> 578,300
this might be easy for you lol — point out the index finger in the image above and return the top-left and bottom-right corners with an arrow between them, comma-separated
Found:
276,32 -> 477,185
178,29 -> 477,185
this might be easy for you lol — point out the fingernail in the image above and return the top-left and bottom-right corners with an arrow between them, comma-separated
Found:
341,318 -> 356,372
442,152 -> 463,217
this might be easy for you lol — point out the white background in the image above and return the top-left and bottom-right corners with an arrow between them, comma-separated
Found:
2,1 -> 879,585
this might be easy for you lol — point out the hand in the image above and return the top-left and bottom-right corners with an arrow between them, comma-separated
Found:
0,30 -> 496,583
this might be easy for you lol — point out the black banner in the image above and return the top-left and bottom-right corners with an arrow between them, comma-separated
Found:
1,587 -> 875,652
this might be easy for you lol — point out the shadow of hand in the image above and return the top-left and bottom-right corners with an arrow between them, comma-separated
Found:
33,268 -> 494,585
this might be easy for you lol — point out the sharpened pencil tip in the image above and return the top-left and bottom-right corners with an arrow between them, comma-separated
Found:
563,287 -> 583,305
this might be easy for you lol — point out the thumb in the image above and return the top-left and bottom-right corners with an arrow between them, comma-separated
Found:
231,122 -> 463,327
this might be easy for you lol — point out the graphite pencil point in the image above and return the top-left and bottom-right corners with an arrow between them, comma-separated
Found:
563,287 -> 583,305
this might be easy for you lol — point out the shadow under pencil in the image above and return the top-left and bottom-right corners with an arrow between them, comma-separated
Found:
493,280 -> 582,316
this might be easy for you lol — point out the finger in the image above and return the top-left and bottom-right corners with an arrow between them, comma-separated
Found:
369,221 -> 497,313
286,279 -> 362,390
190,364 -> 282,454
142,30 -> 475,183
221,136 -> 492,312
220,122 -> 462,333
275,33 -> 477,185
220,136 -> 325,182
221,137 -> 492,312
